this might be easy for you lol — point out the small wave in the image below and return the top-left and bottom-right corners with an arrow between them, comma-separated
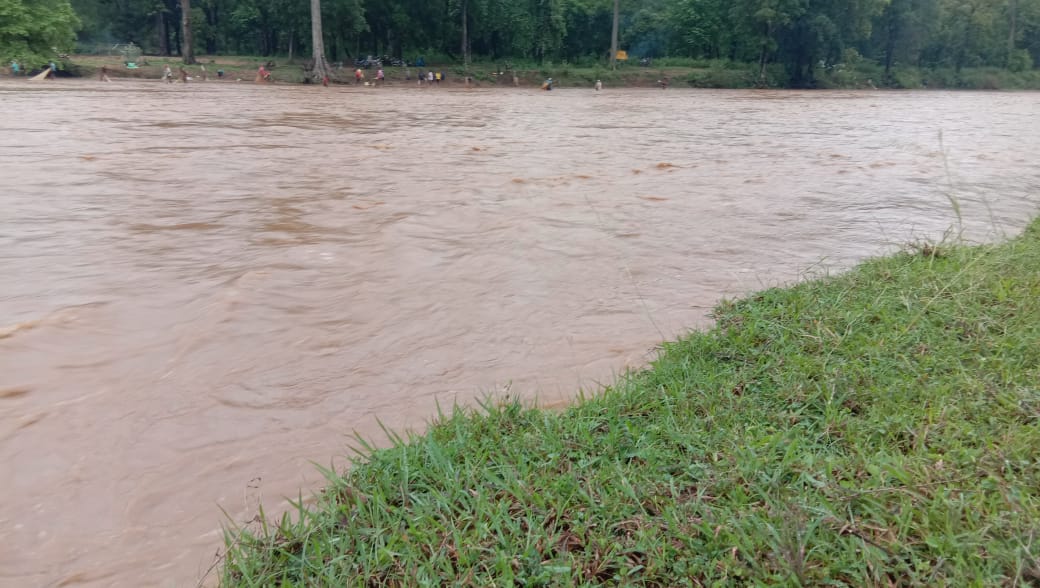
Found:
128,222 -> 224,232
0,387 -> 32,399
0,303 -> 107,341
0,320 -> 41,340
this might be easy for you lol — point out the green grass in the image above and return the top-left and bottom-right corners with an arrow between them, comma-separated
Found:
221,218 -> 1040,586
61,53 -> 1040,89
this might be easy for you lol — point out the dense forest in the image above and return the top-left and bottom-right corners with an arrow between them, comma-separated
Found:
4,0 -> 1040,86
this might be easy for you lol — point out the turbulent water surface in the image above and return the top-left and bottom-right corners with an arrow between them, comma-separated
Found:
1,80 -> 1038,587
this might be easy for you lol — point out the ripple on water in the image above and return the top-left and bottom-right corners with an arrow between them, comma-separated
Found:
0,82 -> 1038,587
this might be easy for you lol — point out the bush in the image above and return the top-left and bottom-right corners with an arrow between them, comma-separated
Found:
1007,49 -> 1033,73
685,67 -> 755,88
920,67 -> 959,88
818,60 -> 884,89
653,56 -> 719,68
887,67 -> 924,89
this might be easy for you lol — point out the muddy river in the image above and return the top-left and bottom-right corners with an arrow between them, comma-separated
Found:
1,80 -> 1037,586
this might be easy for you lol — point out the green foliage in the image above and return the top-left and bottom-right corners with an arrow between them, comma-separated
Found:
221,220 -> 1040,586
683,62 -> 758,87
61,0 -> 1040,83
889,65 -> 926,88
1,0 -> 79,65
1008,48 -> 1034,71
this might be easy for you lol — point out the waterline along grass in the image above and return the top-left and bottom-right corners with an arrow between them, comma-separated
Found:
221,218 -> 1040,586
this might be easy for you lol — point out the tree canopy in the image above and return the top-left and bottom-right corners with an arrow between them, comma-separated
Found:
23,0 -> 1040,83
1,0 -> 79,65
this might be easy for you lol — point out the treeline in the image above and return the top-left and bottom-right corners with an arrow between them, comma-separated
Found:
20,0 -> 1040,85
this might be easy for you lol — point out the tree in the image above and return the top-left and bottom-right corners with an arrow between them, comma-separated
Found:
462,0 -> 469,67
667,0 -> 728,58
57,0 -> 1040,82
181,0 -> 196,62
0,0 -> 80,65
1007,0 -> 1018,60
310,0 -> 329,80
610,0 -> 619,68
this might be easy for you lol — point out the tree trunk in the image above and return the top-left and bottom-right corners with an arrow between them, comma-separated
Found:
181,0 -> 196,64
158,10 -> 170,56
610,0 -> 620,69
310,0 -> 330,80
288,30 -> 295,64
757,23 -> 770,84
462,0 -> 470,68
204,4 -> 218,54
883,11 -> 899,82
174,19 -> 181,57
758,44 -> 768,82
1008,0 -> 1018,65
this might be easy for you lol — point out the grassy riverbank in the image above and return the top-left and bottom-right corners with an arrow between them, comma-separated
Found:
56,54 -> 1040,90
221,218 -> 1040,586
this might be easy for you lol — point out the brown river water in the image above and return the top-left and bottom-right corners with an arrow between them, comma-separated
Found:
1,80 -> 1038,586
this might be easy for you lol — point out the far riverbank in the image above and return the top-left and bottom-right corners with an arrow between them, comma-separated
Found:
22,54 -> 1040,91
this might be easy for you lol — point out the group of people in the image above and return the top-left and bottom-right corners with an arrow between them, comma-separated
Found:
352,68 -> 450,87
414,70 -> 446,86
162,64 -> 191,83
353,67 -> 388,85
8,60 -> 57,78
11,59 -> 619,92
160,64 -> 218,83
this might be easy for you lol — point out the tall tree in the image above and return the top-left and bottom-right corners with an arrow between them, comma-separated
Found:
1008,0 -> 1018,62
310,0 -> 329,79
62,0 -> 1040,82
462,0 -> 470,66
158,8 -> 171,55
1,0 -> 80,64
610,0 -> 619,68
181,0 -> 196,62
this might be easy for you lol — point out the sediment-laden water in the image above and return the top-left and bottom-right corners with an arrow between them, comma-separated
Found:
1,80 -> 1037,586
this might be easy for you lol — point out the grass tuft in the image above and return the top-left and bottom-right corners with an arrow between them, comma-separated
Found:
220,218 -> 1040,586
